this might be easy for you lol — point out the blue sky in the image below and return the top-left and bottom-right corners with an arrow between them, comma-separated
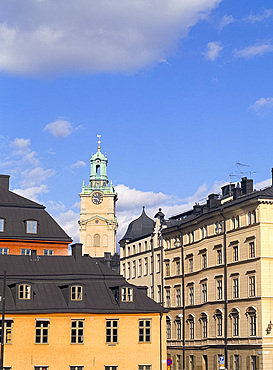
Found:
1,0 -> 273,242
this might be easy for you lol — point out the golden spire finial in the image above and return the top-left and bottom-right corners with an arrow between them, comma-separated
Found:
97,134 -> 101,150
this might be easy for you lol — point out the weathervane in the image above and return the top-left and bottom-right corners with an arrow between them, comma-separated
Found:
97,134 -> 101,150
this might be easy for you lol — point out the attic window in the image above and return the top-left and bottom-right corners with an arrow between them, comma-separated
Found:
121,287 -> 133,302
18,284 -> 31,300
0,219 -> 4,232
26,220 -> 37,234
71,286 -> 83,301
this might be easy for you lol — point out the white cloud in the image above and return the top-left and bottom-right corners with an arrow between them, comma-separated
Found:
72,160 -> 86,168
218,15 -> 234,29
43,119 -> 74,138
244,8 -> 273,23
204,41 -> 223,61
249,97 -> 273,113
233,43 -> 273,58
21,167 -> 56,187
0,0 -> 222,76
47,200 -> 66,213
55,210 -> 80,243
11,138 -> 31,155
12,184 -> 48,202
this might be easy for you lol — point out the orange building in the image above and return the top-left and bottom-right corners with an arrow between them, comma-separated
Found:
0,175 -> 71,256
0,243 -> 167,370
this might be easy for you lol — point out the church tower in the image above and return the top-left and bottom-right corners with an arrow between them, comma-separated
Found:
79,135 -> 118,257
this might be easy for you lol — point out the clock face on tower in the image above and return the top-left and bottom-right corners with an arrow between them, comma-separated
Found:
92,192 -> 103,205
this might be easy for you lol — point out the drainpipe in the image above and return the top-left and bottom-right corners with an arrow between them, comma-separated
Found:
179,232 -> 185,370
220,212 -> 228,370
0,271 -> 6,370
160,311 -> 163,370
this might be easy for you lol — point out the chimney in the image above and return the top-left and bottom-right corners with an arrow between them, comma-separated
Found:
241,177 -> 253,195
232,184 -> 242,200
221,183 -> 235,197
71,243 -> 83,260
0,175 -> 10,191
207,194 -> 220,209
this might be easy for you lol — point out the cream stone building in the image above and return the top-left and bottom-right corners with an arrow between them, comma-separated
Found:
120,175 -> 273,370
79,137 -> 118,257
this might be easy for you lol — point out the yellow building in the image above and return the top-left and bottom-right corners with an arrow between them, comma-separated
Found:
0,244 -> 167,370
120,176 -> 273,370
79,136 -> 118,257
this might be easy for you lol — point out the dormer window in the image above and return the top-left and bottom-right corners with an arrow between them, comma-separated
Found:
18,284 -> 31,299
0,219 -> 4,232
26,220 -> 37,234
121,287 -> 133,302
71,286 -> 83,301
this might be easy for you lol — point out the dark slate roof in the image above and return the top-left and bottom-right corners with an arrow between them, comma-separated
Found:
0,247 -> 164,314
0,176 -> 72,242
119,207 -> 155,242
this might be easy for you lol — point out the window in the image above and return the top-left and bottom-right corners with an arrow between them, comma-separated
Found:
35,320 -> 49,344
249,242 -> 255,258
26,220 -> 37,233
246,307 -> 257,336
127,246 -> 130,256
138,259 -> 142,277
252,211 -> 256,224
166,318 -> 171,339
189,286 -> 194,305
189,355 -> 194,370
187,315 -> 194,339
232,312 -> 239,336
0,248 -> 9,255
0,320 -> 13,344
156,254 -> 160,273
70,367 -> 84,370
34,367 -> 48,370
122,263 -> 125,277
106,320 -> 118,343
233,278 -> 239,298
215,221 -> 219,234
105,367 -> 118,370
214,310 -> 222,337
251,356 -> 257,370
132,261 -> 136,278
121,287 -> 133,302
217,280 -> 222,300
71,320 -> 84,344
43,249 -> 54,256
0,219 -> 4,232
234,355 -> 239,370
139,243 -> 142,253
71,286 -> 83,301
249,276 -> 256,297
144,258 -> 148,275
236,216 -> 240,228
21,248 -> 31,255
176,319 -> 181,340
189,258 -> 193,273
139,319 -> 151,342
177,355 -> 181,370
165,262 -> 170,276
202,253 -> 207,269
176,288 -> 181,306
249,211 -> 256,225
200,314 -> 208,338
217,249 -> 222,265
157,285 -> 161,303
176,260 -> 181,275
18,284 -> 31,299
133,245 -> 136,254
166,289 -> 171,307
232,217 -> 236,230
139,366 -> 151,370
144,241 -> 148,251
127,262 -> 131,279
191,231 -> 194,243
233,246 -> 238,262
202,283 -> 207,303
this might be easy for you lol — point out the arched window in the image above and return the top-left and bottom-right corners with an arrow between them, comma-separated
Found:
229,308 -> 239,337
246,307 -> 257,336
96,165 -> 100,175
214,309 -> 223,337
186,314 -> 194,340
199,313 -> 208,339
166,317 -> 171,340
252,210 -> 256,223
94,234 -> 100,247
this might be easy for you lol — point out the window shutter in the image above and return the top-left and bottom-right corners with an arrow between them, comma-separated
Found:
230,355 -> 233,370
246,356 -> 250,370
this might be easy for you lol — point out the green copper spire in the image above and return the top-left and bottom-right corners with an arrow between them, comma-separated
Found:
80,134 -> 116,196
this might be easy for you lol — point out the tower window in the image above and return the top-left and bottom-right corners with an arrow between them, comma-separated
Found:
96,165 -> 100,175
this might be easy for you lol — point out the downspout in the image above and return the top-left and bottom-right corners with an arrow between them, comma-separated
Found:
160,311 -> 163,370
0,271 -> 6,370
220,211 -> 228,370
179,232 -> 185,370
